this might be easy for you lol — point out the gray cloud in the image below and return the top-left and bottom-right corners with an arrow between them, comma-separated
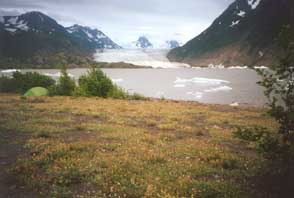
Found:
0,0 -> 234,45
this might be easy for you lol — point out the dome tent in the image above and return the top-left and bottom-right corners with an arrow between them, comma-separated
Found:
24,87 -> 49,97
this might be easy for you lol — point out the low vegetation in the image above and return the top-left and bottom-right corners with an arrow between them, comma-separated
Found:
48,67 -> 76,96
0,66 -> 145,100
0,95 -> 277,197
0,71 -> 55,94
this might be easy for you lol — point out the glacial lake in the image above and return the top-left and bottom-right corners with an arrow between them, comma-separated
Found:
1,67 -> 267,107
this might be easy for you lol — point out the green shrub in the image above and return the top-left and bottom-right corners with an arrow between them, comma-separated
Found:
128,93 -> 147,100
75,67 -> 114,98
74,67 -> 144,100
234,126 -> 282,157
107,85 -> 129,99
233,126 -> 268,142
49,68 -> 76,96
0,72 -> 55,94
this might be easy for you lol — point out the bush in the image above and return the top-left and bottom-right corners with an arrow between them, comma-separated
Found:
0,72 -> 55,94
127,93 -> 146,100
234,126 -> 268,142
75,67 -> 114,98
49,68 -> 76,96
107,85 -> 129,99
233,126 -> 281,157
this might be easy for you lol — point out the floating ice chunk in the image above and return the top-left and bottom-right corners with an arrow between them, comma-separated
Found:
208,64 -> 225,69
1,69 -> 20,73
174,77 -> 229,85
230,102 -> 239,107
204,86 -> 232,93
111,78 -> 124,83
254,66 -> 268,69
44,72 -> 74,78
228,66 -> 248,69
174,84 -> 186,88
186,91 -> 203,99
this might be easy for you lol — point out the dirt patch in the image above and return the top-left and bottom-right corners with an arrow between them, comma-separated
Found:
0,129 -> 38,198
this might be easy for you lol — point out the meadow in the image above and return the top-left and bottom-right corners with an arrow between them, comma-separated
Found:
0,95 -> 277,197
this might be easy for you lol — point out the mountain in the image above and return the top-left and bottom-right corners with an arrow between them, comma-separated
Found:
0,11 -> 120,68
0,11 -> 80,59
164,40 -> 180,49
66,25 -> 121,50
168,0 -> 294,67
135,36 -> 153,48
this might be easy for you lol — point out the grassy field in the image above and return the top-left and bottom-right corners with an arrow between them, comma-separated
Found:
0,95 -> 277,197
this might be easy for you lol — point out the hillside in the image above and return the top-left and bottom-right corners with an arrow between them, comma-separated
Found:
168,0 -> 294,67
66,24 -> 121,50
0,12 -> 120,69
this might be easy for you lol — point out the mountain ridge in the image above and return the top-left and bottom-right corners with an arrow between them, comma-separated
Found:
168,0 -> 294,67
0,11 -> 120,68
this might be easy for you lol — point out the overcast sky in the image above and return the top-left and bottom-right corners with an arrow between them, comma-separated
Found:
0,0 -> 234,46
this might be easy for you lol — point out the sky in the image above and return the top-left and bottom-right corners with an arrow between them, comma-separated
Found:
0,0 -> 234,46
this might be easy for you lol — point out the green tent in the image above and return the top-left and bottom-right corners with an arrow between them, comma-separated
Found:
24,87 -> 49,97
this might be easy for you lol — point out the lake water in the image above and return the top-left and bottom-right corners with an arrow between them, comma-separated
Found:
1,67 -> 267,106
0,49 -> 268,106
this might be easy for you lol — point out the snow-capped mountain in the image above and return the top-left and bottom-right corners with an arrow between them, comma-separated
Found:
0,11 -> 120,68
162,40 -> 180,49
135,36 -> 153,48
0,11 -> 67,35
66,25 -> 121,49
168,0 -> 294,66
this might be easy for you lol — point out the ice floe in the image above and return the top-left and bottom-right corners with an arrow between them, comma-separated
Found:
254,66 -> 268,69
174,84 -> 186,88
204,86 -> 232,93
44,72 -> 74,78
111,78 -> 124,83
228,66 -> 248,69
1,69 -> 21,73
186,92 -> 203,99
174,77 -> 229,86
230,102 -> 239,107
208,64 -> 225,69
